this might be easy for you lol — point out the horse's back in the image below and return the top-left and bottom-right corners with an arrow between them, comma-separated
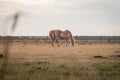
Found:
64,30 -> 71,34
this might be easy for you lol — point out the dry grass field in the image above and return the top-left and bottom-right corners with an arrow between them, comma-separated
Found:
0,40 -> 120,80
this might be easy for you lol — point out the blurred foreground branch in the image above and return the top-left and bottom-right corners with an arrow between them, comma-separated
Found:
0,12 -> 19,80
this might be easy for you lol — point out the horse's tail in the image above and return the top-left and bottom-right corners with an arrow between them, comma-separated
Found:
49,30 -> 55,39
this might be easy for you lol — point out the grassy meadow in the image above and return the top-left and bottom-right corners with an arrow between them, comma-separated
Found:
0,40 -> 120,80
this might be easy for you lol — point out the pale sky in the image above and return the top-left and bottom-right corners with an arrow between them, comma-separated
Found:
0,0 -> 120,36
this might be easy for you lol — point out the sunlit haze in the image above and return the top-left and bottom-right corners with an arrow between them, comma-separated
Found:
0,0 -> 120,36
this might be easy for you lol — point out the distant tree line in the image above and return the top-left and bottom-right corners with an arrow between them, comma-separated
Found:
74,36 -> 120,40
0,36 -> 120,40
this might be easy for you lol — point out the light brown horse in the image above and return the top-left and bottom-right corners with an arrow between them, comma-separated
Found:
49,29 -> 74,47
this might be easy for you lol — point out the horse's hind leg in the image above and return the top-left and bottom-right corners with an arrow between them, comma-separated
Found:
52,39 -> 55,47
56,39 -> 59,47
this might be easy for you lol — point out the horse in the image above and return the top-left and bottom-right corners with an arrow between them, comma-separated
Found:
49,29 -> 74,47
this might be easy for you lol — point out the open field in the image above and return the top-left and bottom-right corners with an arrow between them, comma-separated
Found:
0,40 -> 120,80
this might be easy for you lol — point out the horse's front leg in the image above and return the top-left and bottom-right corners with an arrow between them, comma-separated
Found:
66,39 -> 69,46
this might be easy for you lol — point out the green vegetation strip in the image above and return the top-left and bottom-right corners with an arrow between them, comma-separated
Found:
0,61 -> 120,80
